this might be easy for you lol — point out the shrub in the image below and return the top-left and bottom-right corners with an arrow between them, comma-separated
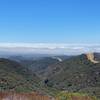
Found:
56,92 -> 98,100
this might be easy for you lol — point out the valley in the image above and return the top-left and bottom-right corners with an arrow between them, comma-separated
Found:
0,53 -> 99,100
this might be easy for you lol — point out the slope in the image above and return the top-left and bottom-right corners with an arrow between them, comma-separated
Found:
0,58 -> 40,92
43,54 -> 100,98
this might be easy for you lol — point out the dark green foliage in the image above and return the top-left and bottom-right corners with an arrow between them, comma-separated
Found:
44,54 -> 100,98
20,57 -> 59,75
0,58 -> 40,92
0,54 -> 100,99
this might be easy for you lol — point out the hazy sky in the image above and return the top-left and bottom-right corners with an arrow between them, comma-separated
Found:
0,0 -> 100,43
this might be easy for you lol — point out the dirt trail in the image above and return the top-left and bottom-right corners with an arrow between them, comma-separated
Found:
86,53 -> 99,64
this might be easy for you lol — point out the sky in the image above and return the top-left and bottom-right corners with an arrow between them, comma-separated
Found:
0,0 -> 100,54
0,0 -> 100,43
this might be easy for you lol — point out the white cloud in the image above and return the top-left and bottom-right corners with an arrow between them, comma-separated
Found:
0,43 -> 100,55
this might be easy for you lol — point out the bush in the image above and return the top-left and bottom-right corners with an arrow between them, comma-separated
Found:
56,92 -> 98,100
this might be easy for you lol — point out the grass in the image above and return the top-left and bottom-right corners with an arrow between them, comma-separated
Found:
56,92 -> 98,100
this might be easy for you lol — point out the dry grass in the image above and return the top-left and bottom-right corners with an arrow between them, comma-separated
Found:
0,92 -> 98,100
0,92 -> 54,100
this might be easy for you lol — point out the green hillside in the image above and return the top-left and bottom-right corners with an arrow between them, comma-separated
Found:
20,57 -> 59,75
43,54 -> 100,98
0,58 -> 40,92
0,54 -> 100,99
